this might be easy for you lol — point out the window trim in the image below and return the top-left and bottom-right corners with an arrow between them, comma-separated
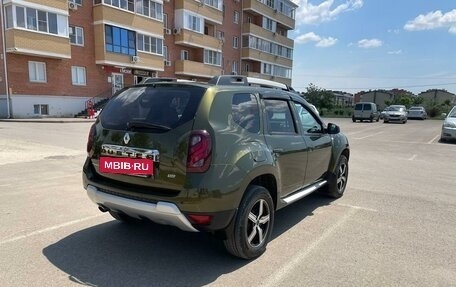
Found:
28,61 -> 47,83
69,26 -> 84,46
71,66 -> 87,86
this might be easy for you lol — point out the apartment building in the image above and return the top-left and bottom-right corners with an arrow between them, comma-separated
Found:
0,0 -> 297,118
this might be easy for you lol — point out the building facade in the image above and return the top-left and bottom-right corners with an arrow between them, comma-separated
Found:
418,89 -> 456,105
0,0 -> 297,118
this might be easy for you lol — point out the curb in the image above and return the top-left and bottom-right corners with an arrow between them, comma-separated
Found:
0,119 -> 96,123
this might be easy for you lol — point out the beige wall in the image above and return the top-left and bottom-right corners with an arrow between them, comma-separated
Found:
243,23 -> 294,48
175,0 -> 223,24
241,48 -> 292,68
175,29 -> 222,51
175,60 -> 222,78
27,0 -> 67,10
93,5 -> 163,35
360,91 -> 394,110
419,90 -> 456,104
5,30 -> 70,58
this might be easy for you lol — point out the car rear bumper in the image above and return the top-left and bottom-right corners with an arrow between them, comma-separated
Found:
86,184 -> 199,232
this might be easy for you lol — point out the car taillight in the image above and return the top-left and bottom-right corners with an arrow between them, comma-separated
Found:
86,124 -> 96,154
187,130 -> 212,173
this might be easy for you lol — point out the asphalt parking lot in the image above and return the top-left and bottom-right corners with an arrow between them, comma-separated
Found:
0,118 -> 455,287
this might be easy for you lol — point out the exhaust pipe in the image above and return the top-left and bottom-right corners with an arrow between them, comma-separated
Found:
98,205 -> 110,213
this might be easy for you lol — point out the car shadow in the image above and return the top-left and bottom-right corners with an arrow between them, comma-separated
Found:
43,193 -> 334,287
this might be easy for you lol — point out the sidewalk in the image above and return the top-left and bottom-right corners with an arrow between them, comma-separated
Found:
0,117 -> 96,123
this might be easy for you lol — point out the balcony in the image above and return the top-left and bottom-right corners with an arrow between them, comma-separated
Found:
175,0 -> 223,24
241,48 -> 293,68
28,0 -> 67,10
243,23 -> 294,48
242,71 -> 291,86
5,29 -> 70,59
243,0 -> 295,29
174,29 -> 222,51
93,25 -> 164,71
93,5 -> 163,35
175,60 -> 222,78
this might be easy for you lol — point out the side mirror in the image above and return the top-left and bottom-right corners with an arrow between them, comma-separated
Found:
441,113 -> 447,117
327,123 -> 340,134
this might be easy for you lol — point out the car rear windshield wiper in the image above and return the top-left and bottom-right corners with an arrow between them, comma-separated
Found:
127,120 -> 171,131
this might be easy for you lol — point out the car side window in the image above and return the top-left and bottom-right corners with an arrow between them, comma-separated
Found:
263,99 -> 296,134
232,93 -> 260,133
293,102 -> 322,134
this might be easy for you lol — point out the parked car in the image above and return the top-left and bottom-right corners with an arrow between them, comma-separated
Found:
380,106 -> 390,119
407,106 -> 427,120
383,105 -> 408,124
440,105 -> 456,142
352,102 -> 380,122
83,76 -> 350,259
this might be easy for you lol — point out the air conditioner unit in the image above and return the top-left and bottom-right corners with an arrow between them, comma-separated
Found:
131,55 -> 140,63
164,28 -> 171,35
231,71 -> 238,75
164,60 -> 171,66
68,1 -> 78,10
173,28 -> 181,35
273,9 -> 278,13
273,32 -> 277,36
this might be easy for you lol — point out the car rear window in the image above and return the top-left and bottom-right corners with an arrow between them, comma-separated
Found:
100,85 -> 206,130
363,104 -> 372,110
355,104 -> 363,110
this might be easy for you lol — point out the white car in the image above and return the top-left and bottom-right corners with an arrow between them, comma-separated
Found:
441,106 -> 456,142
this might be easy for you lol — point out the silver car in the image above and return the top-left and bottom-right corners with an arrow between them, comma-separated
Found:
407,106 -> 427,120
383,105 -> 408,124
441,106 -> 456,142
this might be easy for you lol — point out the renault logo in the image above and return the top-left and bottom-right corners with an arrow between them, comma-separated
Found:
123,133 -> 130,145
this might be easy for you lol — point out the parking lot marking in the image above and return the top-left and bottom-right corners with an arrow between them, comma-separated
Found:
0,214 -> 105,246
346,125 -> 386,136
408,154 -> 418,161
262,208 -> 358,287
335,203 -> 378,212
354,131 -> 384,140
427,134 -> 440,144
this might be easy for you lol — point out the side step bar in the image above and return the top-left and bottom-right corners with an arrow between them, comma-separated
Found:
282,180 -> 327,205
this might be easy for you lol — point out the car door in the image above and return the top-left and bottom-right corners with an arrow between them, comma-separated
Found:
292,101 -> 332,186
262,97 -> 309,198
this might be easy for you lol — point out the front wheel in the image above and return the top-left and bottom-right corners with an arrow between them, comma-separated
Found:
223,185 -> 274,259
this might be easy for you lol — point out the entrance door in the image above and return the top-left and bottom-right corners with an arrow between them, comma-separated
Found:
112,73 -> 124,94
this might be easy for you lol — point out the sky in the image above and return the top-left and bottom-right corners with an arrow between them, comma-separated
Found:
289,0 -> 456,95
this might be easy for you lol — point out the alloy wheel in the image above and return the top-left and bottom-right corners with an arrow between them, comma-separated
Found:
246,199 -> 271,248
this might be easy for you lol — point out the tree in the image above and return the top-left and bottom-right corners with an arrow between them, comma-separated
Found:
413,97 -> 424,106
303,83 -> 334,110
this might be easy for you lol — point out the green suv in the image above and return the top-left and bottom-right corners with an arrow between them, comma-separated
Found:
83,76 -> 350,259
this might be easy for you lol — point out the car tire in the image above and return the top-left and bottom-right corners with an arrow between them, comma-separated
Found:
223,185 -> 274,259
384,120 -> 388,123
323,155 -> 349,198
109,211 -> 139,223
352,117 -> 356,122
370,116 -> 373,123
376,117 -> 379,122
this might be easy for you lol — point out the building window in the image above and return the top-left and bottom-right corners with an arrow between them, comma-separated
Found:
233,36 -> 239,49
262,17 -> 276,32
34,104 -> 49,115
4,5 -> 68,36
69,0 -> 82,5
71,66 -> 87,85
216,30 -> 225,41
105,25 -> 136,56
164,46 -> 169,61
69,26 -> 84,46
181,50 -> 189,60
137,34 -> 163,55
103,0 -> 135,12
28,61 -> 46,83
163,13 -> 168,28
204,49 -> 221,66
233,11 -> 239,24
135,0 -> 163,20
204,0 -> 222,10
232,61 -> 238,74
186,13 -> 202,32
